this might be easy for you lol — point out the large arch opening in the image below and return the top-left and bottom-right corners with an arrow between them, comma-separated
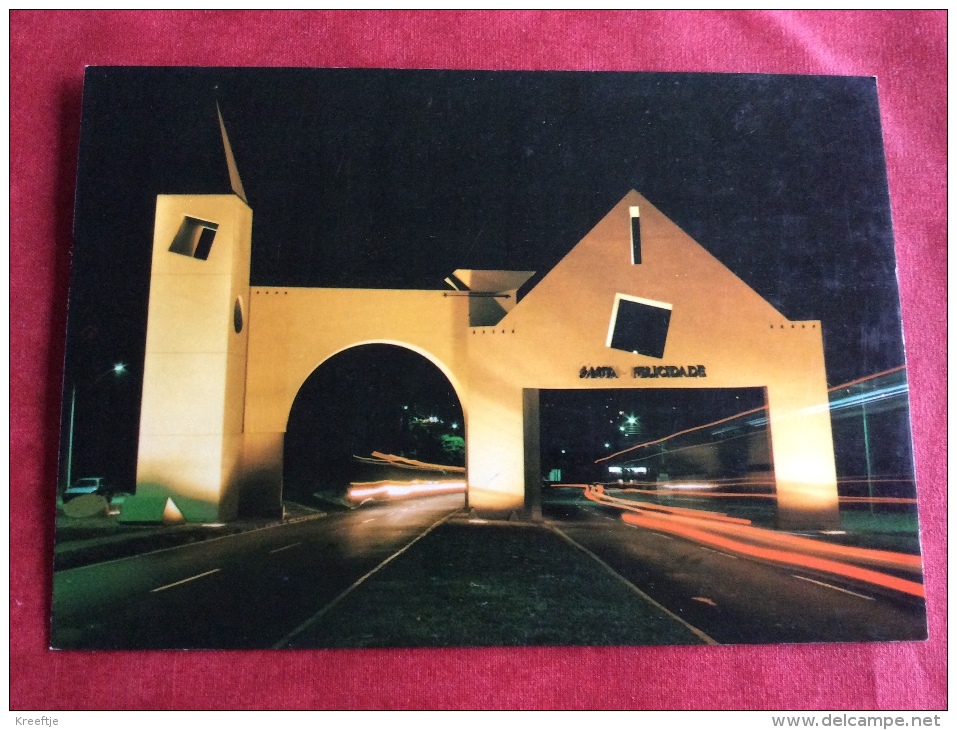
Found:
283,344 -> 466,510
539,387 -> 777,525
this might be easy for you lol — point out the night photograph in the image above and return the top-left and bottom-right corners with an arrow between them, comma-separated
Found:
51,67 -> 925,650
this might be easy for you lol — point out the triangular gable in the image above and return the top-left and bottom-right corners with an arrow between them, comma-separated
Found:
502,191 -> 789,364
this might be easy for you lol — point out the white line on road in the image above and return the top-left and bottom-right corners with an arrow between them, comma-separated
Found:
269,542 -> 302,554
699,546 -> 739,559
792,574 -> 876,600
54,512 -> 328,575
150,568 -> 221,593
548,525 -> 718,646
272,510 -> 457,648
361,518 -> 376,523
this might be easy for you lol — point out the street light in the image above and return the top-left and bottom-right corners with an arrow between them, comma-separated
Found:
64,362 -> 127,493
859,382 -> 874,515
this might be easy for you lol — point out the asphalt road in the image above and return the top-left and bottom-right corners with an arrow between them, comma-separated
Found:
51,493 -> 465,649
549,500 -> 927,644
51,491 -> 927,649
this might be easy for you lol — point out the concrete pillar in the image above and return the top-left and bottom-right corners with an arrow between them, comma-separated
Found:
465,379 -> 526,515
237,431 -> 284,518
767,381 -> 840,529
133,194 -> 252,523
523,388 -> 542,520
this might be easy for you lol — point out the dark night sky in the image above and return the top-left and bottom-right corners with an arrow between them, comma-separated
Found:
62,67 -> 908,489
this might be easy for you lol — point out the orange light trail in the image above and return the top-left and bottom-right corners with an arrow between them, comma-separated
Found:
553,483 -> 916,504
582,485 -> 921,567
827,365 -> 905,393
596,366 -> 908,465
610,432 -> 756,466
618,488 -> 915,505
600,475 -> 775,486
586,485 -> 752,525
618,511 -> 924,598
574,485 -> 923,596
353,451 -> 466,473
347,480 -> 467,502
596,404 -> 767,463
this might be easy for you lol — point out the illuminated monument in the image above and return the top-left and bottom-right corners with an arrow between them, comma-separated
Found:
131,113 -> 839,529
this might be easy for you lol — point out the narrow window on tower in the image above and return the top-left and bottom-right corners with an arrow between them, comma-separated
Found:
169,216 -> 219,260
630,206 -> 641,265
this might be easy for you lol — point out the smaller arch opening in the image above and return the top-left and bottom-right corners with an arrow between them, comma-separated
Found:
283,344 -> 466,509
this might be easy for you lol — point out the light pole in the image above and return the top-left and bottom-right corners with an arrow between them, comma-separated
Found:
64,363 -> 127,493
859,382 -> 874,516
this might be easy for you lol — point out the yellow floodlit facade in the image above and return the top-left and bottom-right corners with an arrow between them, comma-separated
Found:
135,195 -> 252,522
133,189 -> 839,528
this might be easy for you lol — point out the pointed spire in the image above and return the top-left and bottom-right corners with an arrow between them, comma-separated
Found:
217,102 -> 248,204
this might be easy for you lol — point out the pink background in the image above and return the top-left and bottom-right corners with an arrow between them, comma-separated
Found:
10,11 -> 946,710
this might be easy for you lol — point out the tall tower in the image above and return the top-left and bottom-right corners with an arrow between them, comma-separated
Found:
127,107 -> 254,523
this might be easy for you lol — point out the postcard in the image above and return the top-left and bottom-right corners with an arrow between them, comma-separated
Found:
52,68 -> 925,649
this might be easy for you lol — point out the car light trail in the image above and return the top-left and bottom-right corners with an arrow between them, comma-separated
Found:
553,482 -> 917,504
596,366 -> 908,465
572,484 -> 924,597
581,484 -> 922,570
353,451 -> 466,473
620,489 -> 916,505
347,480 -> 467,502
587,485 -> 752,525
596,404 -> 767,463
653,483 -> 720,490
618,510 -> 925,598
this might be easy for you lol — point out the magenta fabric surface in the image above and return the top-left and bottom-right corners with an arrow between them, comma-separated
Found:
10,11 -> 945,710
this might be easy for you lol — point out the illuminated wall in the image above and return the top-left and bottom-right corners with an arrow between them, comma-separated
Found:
134,190 -> 838,528
243,288 -> 470,514
463,192 -> 837,526
134,195 -> 252,522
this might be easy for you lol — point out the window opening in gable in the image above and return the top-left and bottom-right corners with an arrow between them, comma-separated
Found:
606,293 -> 672,359
630,206 -> 641,265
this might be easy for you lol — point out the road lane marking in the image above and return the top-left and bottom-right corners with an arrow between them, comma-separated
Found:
269,542 -> 302,554
54,511 -> 328,574
150,568 -> 221,593
699,546 -> 739,559
791,574 -> 875,600
547,525 -> 718,646
273,510 -> 458,648
361,518 -> 376,523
